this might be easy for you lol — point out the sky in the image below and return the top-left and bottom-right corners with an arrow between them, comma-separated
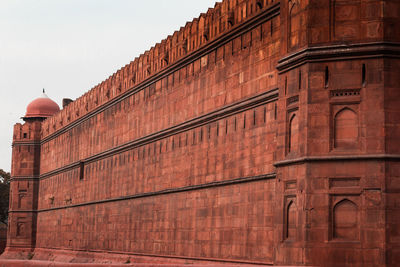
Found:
0,0 -> 218,173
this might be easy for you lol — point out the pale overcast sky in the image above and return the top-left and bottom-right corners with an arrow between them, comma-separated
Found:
0,0 -> 218,173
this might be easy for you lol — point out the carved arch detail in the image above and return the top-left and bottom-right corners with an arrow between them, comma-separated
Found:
288,0 -> 301,51
333,199 -> 359,241
288,113 -> 299,153
285,200 -> 298,240
334,107 -> 358,149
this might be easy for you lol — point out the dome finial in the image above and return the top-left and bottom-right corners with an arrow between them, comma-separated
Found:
43,88 -> 45,94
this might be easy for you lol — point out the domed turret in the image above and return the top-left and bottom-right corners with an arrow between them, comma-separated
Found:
23,90 -> 60,120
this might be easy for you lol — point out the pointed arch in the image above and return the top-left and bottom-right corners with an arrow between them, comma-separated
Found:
333,199 -> 359,240
334,108 -> 358,149
288,0 -> 300,51
288,114 -> 299,153
286,200 -> 297,240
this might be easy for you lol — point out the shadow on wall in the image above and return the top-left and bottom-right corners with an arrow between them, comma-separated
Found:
0,223 -> 6,254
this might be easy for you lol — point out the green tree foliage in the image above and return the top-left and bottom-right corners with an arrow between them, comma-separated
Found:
0,169 -> 10,225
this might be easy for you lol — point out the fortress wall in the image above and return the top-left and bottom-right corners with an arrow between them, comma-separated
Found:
34,1 -> 281,263
39,11 -> 281,174
36,179 -> 276,263
38,100 -> 277,209
40,0 -> 278,140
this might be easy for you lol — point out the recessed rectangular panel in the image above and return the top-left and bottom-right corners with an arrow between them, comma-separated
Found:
329,177 -> 360,189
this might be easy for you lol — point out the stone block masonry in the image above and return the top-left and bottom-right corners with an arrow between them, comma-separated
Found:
2,0 -> 400,266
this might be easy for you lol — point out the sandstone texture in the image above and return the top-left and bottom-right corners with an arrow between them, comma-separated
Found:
2,0 -> 400,266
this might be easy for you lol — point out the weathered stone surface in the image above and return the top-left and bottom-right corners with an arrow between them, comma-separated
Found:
2,0 -> 400,266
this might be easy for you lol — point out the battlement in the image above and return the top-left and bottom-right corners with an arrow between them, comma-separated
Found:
41,0 -> 278,138
13,121 -> 42,143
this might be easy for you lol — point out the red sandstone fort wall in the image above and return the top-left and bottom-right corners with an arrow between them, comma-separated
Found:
40,0 -> 278,140
34,0 -> 282,264
5,0 -> 400,266
36,179 -> 277,262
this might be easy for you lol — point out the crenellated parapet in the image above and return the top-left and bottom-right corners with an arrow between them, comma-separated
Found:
41,0 -> 278,138
13,122 -> 42,143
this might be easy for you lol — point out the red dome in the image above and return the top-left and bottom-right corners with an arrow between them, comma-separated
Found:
24,93 -> 60,119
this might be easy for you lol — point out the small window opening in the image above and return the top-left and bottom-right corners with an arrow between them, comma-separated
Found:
264,107 -> 267,123
79,162 -> 84,180
325,66 -> 329,88
285,76 -> 288,95
270,20 -> 273,36
23,133 -> 27,139
299,70 -> 302,90
256,2 -> 263,10
362,64 -> 366,87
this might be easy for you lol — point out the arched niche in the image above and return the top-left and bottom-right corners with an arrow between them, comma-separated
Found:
285,200 -> 297,240
334,108 -> 358,149
288,0 -> 299,50
333,199 -> 359,240
288,0 -> 306,51
288,114 -> 299,153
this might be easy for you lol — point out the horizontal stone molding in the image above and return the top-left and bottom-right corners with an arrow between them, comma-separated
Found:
31,247 -> 274,266
277,42 -> 400,73
8,210 -> 37,213
40,88 -> 279,180
41,3 -> 280,143
10,176 -> 39,182
274,154 -> 400,167
12,141 -> 40,147
34,173 -> 276,212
